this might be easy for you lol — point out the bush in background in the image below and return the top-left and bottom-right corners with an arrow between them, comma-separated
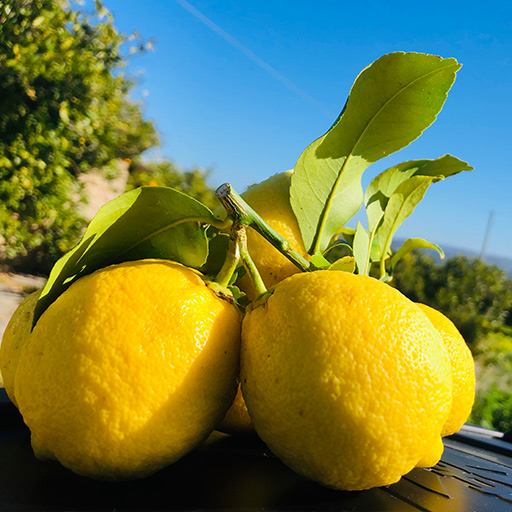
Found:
392,252 -> 512,344
469,332 -> 512,432
126,159 -> 218,212
0,0 -> 157,275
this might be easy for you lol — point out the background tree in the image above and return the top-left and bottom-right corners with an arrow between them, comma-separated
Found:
392,252 -> 512,344
0,0 -> 158,275
126,159 -> 218,212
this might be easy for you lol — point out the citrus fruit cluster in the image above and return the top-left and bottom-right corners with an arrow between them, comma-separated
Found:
0,52 -> 476,491
220,172 -> 476,490
0,170 -> 475,489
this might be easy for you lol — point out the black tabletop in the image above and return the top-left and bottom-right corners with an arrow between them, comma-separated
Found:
1,388 -> 512,512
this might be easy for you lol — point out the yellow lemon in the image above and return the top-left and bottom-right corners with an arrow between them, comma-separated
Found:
416,303 -> 475,436
15,259 -> 241,480
0,289 -> 41,407
220,171 -> 309,433
241,270 -> 453,491
238,170 -> 309,300
216,384 -> 253,434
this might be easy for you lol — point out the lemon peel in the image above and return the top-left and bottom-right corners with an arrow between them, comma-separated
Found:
416,303 -> 475,436
0,289 -> 41,407
15,259 -> 241,480
241,270 -> 453,490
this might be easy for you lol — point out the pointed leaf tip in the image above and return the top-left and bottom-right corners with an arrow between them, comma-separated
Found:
291,52 -> 461,255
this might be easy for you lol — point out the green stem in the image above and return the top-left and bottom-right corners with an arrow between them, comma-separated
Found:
238,226 -> 268,298
214,227 -> 241,288
379,255 -> 387,280
215,183 -> 312,273
363,213 -> 382,277
209,217 -> 233,231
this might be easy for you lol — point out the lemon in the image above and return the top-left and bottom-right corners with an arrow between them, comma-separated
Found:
241,270 -> 453,491
416,303 -> 475,436
219,171 -> 310,433
0,289 -> 41,407
15,259 -> 241,480
238,170 -> 309,300
217,384 -> 253,434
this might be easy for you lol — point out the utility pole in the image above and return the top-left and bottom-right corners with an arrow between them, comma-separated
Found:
479,210 -> 494,261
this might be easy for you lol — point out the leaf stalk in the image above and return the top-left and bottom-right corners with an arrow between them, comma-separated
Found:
238,226 -> 268,298
215,183 -> 312,273
214,227 -> 241,289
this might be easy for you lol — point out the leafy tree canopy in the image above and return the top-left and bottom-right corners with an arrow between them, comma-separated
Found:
392,252 -> 512,344
126,159 -> 219,212
0,0 -> 158,274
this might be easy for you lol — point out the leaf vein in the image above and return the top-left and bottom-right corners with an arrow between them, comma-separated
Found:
313,62 -> 458,253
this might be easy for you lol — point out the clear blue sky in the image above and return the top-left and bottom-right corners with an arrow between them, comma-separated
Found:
102,0 -> 512,259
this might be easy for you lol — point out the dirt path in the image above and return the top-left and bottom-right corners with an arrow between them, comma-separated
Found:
0,273 -> 46,342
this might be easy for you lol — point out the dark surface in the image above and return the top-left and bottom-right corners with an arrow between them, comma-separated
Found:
1,387 -> 512,512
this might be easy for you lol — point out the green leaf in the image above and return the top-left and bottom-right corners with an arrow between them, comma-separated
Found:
310,252 -> 332,269
388,238 -> 444,275
365,155 -> 472,268
200,231 -> 231,276
329,256 -> 356,273
322,238 -> 353,265
375,175 -> 435,267
33,186 -> 218,327
227,283 -> 248,309
352,222 -> 371,275
337,227 -> 356,248
366,154 -> 473,231
290,52 -> 461,255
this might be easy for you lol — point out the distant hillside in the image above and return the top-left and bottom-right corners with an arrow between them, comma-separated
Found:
393,240 -> 512,277
486,255 -> 512,277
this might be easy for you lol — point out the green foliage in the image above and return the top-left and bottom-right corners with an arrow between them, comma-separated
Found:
290,52 -> 461,255
34,186 -> 222,326
392,252 -> 512,344
469,332 -> 512,432
126,160 -> 219,211
363,155 -> 470,279
506,306 -> 512,328
473,332 -> 512,367
0,0 -> 157,275
470,386 -> 512,432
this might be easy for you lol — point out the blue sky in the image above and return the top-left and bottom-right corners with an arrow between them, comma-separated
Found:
102,0 -> 512,259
